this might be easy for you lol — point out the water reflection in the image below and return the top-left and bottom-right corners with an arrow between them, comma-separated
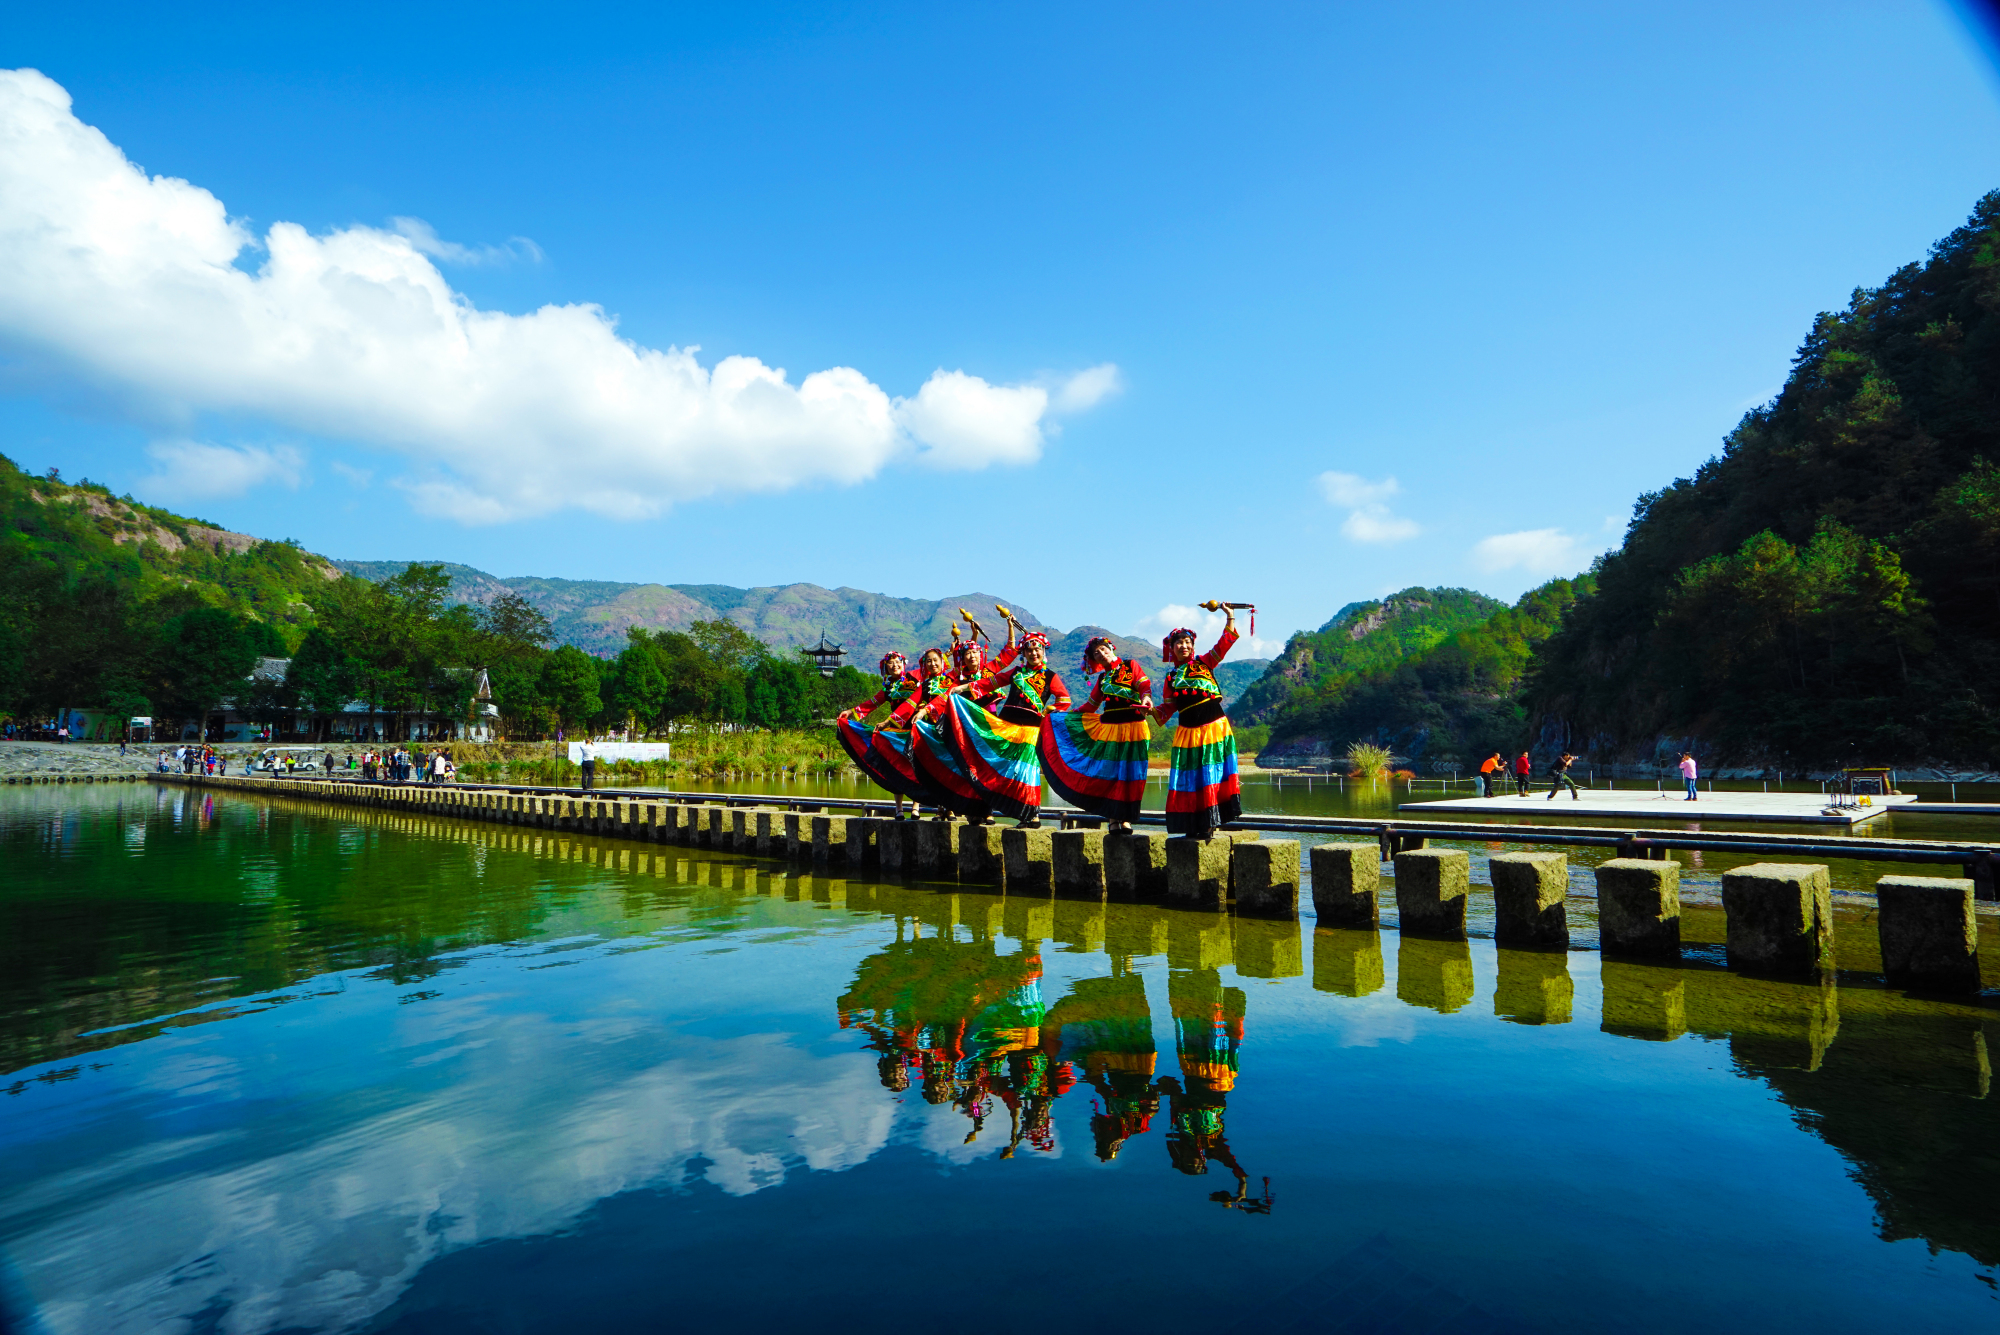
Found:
2,785 -> 1997,1333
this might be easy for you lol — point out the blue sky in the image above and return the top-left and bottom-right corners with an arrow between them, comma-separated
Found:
3,1 -> 1999,653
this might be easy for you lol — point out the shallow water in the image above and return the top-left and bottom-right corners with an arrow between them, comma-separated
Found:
2,783 -> 1996,1334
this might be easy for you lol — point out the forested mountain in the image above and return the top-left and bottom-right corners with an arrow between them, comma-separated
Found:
336,560 -> 1271,702
0,458 -> 341,724
1527,191 -> 2000,768
1233,588 -> 1506,725
1258,578 -> 1591,764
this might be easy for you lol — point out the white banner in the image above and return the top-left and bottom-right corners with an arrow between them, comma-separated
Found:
569,742 -> 673,764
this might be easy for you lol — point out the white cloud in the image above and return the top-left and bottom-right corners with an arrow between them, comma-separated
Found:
896,369 -> 1048,469
1316,470 -> 1417,544
1470,527 -> 1602,576
139,440 -> 303,500
328,459 -> 372,487
1316,470 -> 1399,508
1341,508 -> 1420,543
389,216 -> 543,266
1132,603 -> 1284,657
1050,362 -> 1122,413
0,69 -> 1113,523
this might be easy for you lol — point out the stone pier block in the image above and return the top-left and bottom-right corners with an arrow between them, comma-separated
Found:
1104,831 -> 1169,901
845,817 -> 884,869
958,824 -> 1006,884
912,819 -> 960,877
784,813 -> 809,860
1233,916 -> 1303,978
1052,831 -> 1107,899
880,820 -> 918,875
811,815 -> 850,867
1311,927 -> 1385,997
1600,960 -> 1687,1041
1393,849 -> 1469,938
1722,862 -> 1832,977
732,808 -> 756,852
1231,840 -> 1301,918
1166,837 -> 1232,909
1003,827 -> 1056,892
753,809 -> 781,856
1595,859 -> 1681,957
1490,852 -> 1569,948
705,807 -> 731,850
1169,914 -> 1233,971
1493,949 -> 1574,1025
1396,935 -> 1475,1013
1876,875 -> 1980,995
1310,843 -> 1381,927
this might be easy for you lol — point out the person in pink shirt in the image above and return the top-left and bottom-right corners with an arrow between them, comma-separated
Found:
1678,752 -> 1698,801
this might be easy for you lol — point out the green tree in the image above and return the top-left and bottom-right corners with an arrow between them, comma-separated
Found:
155,607 -> 261,733
540,645 -> 603,736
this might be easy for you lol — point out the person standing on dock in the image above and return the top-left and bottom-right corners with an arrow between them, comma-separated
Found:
1479,752 -> 1501,798
1547,752 -> 1581,801
1678,752 -> 1698,802
579,738 -> 597,792
1514,751 -> 1532,796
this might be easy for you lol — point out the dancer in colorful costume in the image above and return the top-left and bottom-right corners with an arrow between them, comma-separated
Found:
1040,636 -> 1154,831
1153,605 -> 1243,836
929,621 -> 1071,826
910,614 -> 1017,820
837,648 -> 953,815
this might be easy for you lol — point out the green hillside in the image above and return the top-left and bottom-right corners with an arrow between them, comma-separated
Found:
0,457 -> 346,724
1527,190 -> 2000,767
1233,587 -> 1507,725
1259,577 -> 1591,764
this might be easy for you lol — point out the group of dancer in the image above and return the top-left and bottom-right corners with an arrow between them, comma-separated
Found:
834,602 -> 1246,837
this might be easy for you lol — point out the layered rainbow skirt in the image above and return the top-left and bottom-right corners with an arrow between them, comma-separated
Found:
1164,715 -> 1242,835
1039,709 -> 1151,823
928,695 -> 1044,822
909,708 -> 996,818
836,717 -> 928,802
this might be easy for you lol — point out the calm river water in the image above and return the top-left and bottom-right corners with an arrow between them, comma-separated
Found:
2,782 -> 1996,1333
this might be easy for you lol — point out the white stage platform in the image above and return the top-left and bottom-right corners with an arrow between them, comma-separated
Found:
1400,789 -> 1919,827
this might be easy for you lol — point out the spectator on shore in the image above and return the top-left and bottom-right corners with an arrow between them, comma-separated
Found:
1679,751 -> 1698,802
432,750 -> 449,785
1547,752 -> 1581,801
323,751 -> 335,778
57,724 -> 69,743
579,739 -> 597,792
1514,751 -> 1532,796
1479,751 -> 1501,798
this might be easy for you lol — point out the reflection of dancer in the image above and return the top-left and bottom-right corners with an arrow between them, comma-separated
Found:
1153,608 -> 1243,837
1041,637 -> 1154,832
1047,970 -> 1163,1160
932,629 -> 1072,826
1165,968 -> 1257,1207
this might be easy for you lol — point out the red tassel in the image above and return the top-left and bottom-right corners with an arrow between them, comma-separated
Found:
1249,609 -> 1255,636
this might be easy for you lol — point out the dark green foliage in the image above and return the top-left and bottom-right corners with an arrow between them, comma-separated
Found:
538,646 -> 603,734
155,607 -> 263,722
1263,578 -> 1592,761
1529,191 -> 2000,765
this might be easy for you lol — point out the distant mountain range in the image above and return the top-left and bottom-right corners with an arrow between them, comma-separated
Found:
335,560 -> 1271,704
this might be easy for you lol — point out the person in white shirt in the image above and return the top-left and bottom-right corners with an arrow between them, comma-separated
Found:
579,740 -> 597,792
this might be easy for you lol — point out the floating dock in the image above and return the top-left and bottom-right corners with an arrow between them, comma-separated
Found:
1400,790 -> 1920,827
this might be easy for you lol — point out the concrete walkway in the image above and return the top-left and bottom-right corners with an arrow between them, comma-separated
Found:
1402,788 -> 1919,826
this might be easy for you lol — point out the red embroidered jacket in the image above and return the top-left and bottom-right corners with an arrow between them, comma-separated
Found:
1153,626 -> 1237,723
